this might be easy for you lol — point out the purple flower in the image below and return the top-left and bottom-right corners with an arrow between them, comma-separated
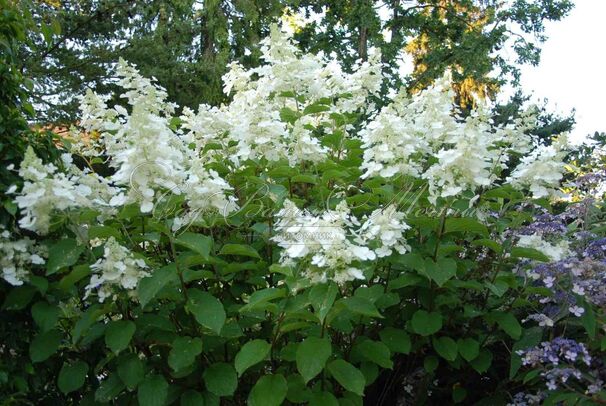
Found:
519,213 -> 567,238
519,338 -> 591,367
582,237 -> 606,261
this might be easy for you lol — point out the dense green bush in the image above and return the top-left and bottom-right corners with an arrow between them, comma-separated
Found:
1,26 -> 605,405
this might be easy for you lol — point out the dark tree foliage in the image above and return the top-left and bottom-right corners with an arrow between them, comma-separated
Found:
25,0 -> 285,122
0,0 -> 60,226
292,0 -> 572,106
22,0 -> 573,123
568,131 -> 606,171
493,91 -> 575,145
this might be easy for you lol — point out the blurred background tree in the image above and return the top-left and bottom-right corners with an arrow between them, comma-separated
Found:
0,0 -> 60,226
24,0 -> 285,122
19,0 -> 573,123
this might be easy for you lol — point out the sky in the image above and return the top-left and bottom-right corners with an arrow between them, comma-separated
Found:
509,0 -> 606,144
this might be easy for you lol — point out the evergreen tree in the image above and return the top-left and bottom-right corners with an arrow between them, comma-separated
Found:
24,0 -> 285,122
294,0 -> 573,105
22,0 -> 573,123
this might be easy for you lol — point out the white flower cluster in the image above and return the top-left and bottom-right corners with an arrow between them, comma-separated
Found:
507,136 -> 569,199
517,233 -> 570,262
172,160 -> 238,231
8,22 -> 571,294
272,200 -> 409,284
14,147 -> 120,234
359,74 -> 565,203
70,59 -> 237,222
356,205 -> 411,257
0,228 -> 46,286
84,237 -> 149,303
181,24 -> 383,168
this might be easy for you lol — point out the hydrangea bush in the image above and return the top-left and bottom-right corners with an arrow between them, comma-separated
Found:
2,26 -> 605,405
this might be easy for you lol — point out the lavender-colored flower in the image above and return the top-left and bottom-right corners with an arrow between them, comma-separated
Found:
582,237 -> 606,261
508,392 -> 544,406
523,313 -> 554,327
519,213 -> 568,238
588,379 -> 604,395
527,257 -> 606,313
568,305 -> 585,317
518,338 -> 591,367
517,338 -> 593,392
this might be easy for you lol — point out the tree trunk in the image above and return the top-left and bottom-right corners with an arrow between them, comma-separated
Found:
358,26 -> 368,61
391,0 -> 401,44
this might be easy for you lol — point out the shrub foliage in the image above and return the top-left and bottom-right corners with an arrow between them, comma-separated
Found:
2,26 -> 605,405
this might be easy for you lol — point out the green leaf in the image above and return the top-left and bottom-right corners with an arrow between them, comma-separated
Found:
29,275 -> 48,294
239,288 -> 286,313
523,369 -> 541,384
269,165 -> 297,178
309,282 -> 338,323
341,297 -> 383,318
444,218 -> 488,236
393,252 -> 425,272
452,386 -> 467,403
388,273 -> 424,290
492,312 -> 521,340
219,243 -> 260,259
309,391 -> 339,406
411,310 -> 442,336
432,336 -> 458,361
424,258 -> 457,287
234,339 -> 271,376
424,355 -> 439,373
326,359 -> 366,396
379,328 -> 411,354
354,285 -> 384,303
303,103 -> 331,115
248,374 -> 288,406
58,264 -> 91,291
88,225 -> 122,240
286,374 -> 310,403
269,264 -> 292,277
357,340 -> 393,369
360,363 -> 379,386
138,264 -> 178,308
279,107 -> 300,124
31,301 -> 60,332
41,22 -> 53,45
510,247 -> 550,262
58,360 -> 88,394
187,289 -> 226,335
46,238 -> 84,275
105,320 -> 136,354
72,305 -> 106,344
296,337 -> 332,383
117,354 -> 144,390
470,349 -> 493,373
30,329 -> 62,362
95,374 -> 125,402
174,233 -> 213,258
291,174 -> 317,184
471,239 -> 502,253
203,363 -> 237,396
181,390 -> 205,406
3,284 -> 37,310
137,375 -> 168,406
485,280 -> 509,297
510,327 -> 544,379
579,299 -> 596,339
168,336 -> 203,372
457,338 -> 480,362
